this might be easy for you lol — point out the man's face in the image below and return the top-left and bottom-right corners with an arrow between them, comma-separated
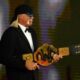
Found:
18,14 -> 34,27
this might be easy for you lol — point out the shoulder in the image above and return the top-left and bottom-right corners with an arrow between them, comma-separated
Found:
1,27 -> 18,39
3,27 -> 18,34
5,26 -> 18,32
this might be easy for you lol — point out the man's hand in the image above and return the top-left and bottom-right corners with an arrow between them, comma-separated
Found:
25,60 -> 40,70
53,54 -> 63,62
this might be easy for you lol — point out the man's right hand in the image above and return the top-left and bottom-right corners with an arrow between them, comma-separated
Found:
25,60 -> 40,70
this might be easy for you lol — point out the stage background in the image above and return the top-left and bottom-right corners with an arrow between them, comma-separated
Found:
0,0 -> 80,80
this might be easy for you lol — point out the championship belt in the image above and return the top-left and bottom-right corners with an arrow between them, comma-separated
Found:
22,44 -> 80,66
22,53 -> 33,62
34,43 -> 58,66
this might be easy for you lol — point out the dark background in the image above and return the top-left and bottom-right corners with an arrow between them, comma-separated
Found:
0,0 -> 80,80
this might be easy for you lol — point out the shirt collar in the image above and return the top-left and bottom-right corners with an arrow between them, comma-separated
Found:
18,23 -> 28,32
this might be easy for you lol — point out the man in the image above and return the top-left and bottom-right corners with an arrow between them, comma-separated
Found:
0,4 -> 39,80
0,4 -> 62,80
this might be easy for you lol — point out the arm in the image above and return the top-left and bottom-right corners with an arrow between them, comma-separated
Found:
1,27 -> 25,69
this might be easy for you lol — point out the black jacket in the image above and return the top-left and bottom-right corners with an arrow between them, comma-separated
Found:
0,26 -> 38,80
